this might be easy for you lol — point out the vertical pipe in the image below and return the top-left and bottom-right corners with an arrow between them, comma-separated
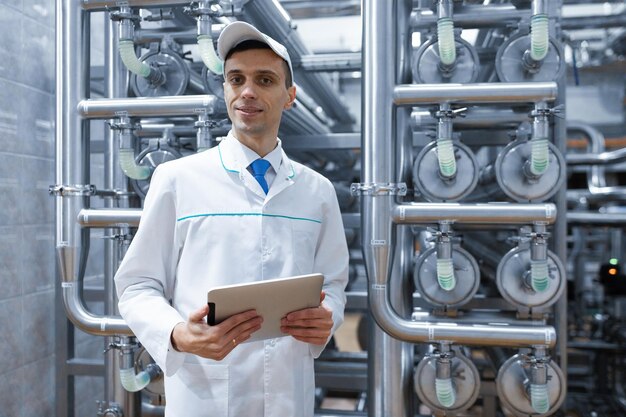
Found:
56,2 -> 87,416
553,11 -> 568,394
362,0 -> 397,416
105,13 -> 139,417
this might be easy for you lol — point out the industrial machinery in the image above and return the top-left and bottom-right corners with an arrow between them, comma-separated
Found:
52,0 -> 626,416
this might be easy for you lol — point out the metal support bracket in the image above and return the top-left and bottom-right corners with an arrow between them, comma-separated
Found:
350,182 -> 407,196
49,184 -> 97,197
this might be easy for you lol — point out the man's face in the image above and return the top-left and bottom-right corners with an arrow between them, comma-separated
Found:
223,48 -> 296,139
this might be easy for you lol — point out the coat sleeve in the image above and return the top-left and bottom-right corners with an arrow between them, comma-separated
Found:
309,178 -> 350,358
114,165 -> 186,376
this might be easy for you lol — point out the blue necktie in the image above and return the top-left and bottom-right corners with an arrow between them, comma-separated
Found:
249,159 -> 271,194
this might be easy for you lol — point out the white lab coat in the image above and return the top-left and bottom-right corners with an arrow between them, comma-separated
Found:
115,133 -> 349,417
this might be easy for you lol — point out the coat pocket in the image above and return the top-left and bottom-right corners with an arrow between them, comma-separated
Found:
291,220 -> 321,274
175,363 -> 229,412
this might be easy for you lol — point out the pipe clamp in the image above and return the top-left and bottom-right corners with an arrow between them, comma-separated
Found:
49,184 -> 97,196
350,182 -> 407,196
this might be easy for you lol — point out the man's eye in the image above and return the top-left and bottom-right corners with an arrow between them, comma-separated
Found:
229,76 -> 243,84
259,78 -> 273,86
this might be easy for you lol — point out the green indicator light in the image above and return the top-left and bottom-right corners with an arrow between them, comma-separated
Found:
610,258 -> 619,266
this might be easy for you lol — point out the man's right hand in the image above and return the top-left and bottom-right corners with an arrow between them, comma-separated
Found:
170,305 -> 263,361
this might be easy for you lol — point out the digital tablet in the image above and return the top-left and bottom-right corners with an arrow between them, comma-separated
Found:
206,273 -> 324,343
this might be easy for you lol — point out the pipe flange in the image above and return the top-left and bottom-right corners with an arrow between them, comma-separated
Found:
130,50 -> 190,97
414,349 -> 481,413
496,246 -> 565,309
413,140 -> 479,202
49,184 -> 97,197
414,246 -> 480,308
495,32 -> 565,82
412,36 -> 479,84
496,353 -> 566,417
350,182 -> 407,196
494,139 -> 566,202
130,145 -> 182,198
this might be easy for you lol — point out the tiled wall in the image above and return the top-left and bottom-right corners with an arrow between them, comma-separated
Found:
0,2 -> 107,417
0,1 -> 56,416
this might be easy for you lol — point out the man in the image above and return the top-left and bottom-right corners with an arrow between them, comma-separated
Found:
114,21 -> 349,417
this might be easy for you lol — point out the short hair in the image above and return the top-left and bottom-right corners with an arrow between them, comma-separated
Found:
224,40 -> 293,88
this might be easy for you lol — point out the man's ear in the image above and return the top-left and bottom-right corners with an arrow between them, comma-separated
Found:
284,85 -> 297,110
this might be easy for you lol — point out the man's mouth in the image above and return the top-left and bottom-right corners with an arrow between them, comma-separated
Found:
236,106 -> 263,115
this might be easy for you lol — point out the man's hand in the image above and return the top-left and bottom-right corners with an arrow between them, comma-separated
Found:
280,292 -> 333,346
171,305 -> 263,360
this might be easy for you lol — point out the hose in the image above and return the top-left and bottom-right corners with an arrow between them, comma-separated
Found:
435,377 -> 456,408
119,148 -> 151,180
437,138 -> 457,178
530,382 -> 550,414
198,34 -> 223,75
530,137 -> 550,176
530,259 -> 549,292
437,17 -> 456,66
530,14 -> 549,61
118,40 -> 151,78
436,257 -> 456,291
119,367 -> 152,392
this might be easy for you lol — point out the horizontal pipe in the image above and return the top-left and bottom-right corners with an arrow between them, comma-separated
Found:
566,147 -> 626,166
567,212 -> 626,226
63,282 -> 131,335
393,203 -> 557,225
78,208 -> 141,227
561,13 -> 626,30
78,208 -> 361,228
371,288 -> 556,347
411,107 -> 529,129
412,310 -> 547,327
297,52 -> 362,72
394,82 -> 557,105
82,0 -> 189,10
411,4 -> 530,29
135,26 -> 224,45
78,95 -> 220,119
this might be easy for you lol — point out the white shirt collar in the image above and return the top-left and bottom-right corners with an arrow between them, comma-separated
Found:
228,131 -> 283,174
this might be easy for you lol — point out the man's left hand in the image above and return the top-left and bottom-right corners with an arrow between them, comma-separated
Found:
281,292 -> 333,345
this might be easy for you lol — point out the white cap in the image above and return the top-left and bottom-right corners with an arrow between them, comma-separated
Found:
217,21 -> 294,84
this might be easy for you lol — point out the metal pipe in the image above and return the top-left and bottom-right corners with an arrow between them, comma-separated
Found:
411,107 -> 529,129
554,71 -> 568,396
63,283 -> 131,335
105,12 -> 137,415
567,148 -> 626,166
298,52 -> 362,72
411,4 -> 530,29
561,13 -> 626,30
78,95 -> 220,119
82,0 -> 190,10
361,1 -> 398,416
567,212 -> 626,226
78,209 -> 142,227
56,0 -> 132,338
568,122 -> 606,189
393,82 -> 558,105
393,203 -> 557,225
372,288 -> 556,347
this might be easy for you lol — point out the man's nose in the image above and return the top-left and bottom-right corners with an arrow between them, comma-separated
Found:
240,82 -> 257,99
